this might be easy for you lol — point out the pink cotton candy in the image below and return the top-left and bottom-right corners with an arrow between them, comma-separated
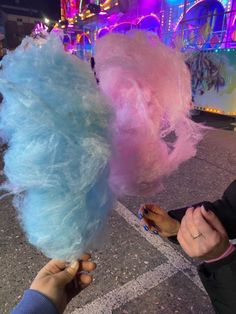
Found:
95,31 -> 204,197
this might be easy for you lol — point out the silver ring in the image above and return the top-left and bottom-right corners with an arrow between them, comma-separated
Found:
192,233 -> 202,239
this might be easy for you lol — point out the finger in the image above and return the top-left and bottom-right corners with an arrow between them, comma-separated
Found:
80,253 -> 91,261
184,207 -> 200,238
66,273 -> 93,300
138,207 -> 144,220
79,261 -> 96,272
56,260 -> 80,285
140,217 -> 151,230
143,204 -> 164,215
193,207 -> 216,238
142,210 -> 166,226
140,217 -> 157,232
146,224 -> 159,235
39,259 -> 67,276
138,204 -> 163,219
78,273 -> 93,286
138,204 -> 148,219
177,227 -> 192,255
179,214 -> 195,244
200,206 -> 227,235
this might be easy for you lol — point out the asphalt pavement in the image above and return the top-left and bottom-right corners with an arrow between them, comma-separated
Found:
1,112 -> 236,314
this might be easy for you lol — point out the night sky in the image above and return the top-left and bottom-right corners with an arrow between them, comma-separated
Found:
40,0 -> 61,20
1,0 -> 61,20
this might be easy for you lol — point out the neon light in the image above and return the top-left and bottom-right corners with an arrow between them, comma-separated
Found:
100,0 -> 113,9
174,0 -> 206,31
79,0 -> 83,14
95,13 -> 161,38
78,0 -> 114,20
34,23 -> 48,34
111,21 -> 135,32
99,11 -> 108,15
232,13 -> 236,25
103,5 -> 111,10
76,33 -> 91,44
173,0 -> 229,31
97,27 -> 109,37
137,13 -> 160,26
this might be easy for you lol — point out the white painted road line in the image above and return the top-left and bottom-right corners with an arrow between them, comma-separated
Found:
72,262 -> 178,314
71,202 -> 205,314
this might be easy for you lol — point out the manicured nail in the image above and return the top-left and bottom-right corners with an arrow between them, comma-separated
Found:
144,208 -> 149,215
144,225 -> 149,231
138,213 -> 143,220
153,230 -> 159,235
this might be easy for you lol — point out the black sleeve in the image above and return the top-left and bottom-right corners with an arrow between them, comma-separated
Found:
198,249 -> 236,314
168,180 -> 236,239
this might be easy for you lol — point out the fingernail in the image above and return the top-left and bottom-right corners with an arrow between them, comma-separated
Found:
201,205 -> 209,212
70,261 -> 79,269
144,208 -> 149,215
144,225 -> 149,231
153,230 -> 159,235
138,213 -> 143,220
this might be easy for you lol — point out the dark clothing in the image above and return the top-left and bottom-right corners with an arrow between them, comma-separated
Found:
169,180 -> 236,239
90,57 -> 95,70
168,180 -> 236,314
11,289 -> 59,314
198,249 -> 236,314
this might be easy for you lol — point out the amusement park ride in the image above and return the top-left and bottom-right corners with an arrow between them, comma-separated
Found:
58,0 -> 236,116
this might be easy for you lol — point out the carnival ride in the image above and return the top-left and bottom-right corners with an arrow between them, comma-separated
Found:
59,0 -> 236,49
58,0 -> 236,116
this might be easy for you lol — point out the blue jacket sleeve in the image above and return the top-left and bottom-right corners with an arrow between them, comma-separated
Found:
11,289 -> 59,314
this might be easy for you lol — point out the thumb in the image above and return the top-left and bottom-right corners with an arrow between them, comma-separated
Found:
200,206 -> 227,235
55,260 -> 79,285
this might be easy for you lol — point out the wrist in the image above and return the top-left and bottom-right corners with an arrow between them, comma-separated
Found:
205,243 -> 235,263
170,219 -> 180,236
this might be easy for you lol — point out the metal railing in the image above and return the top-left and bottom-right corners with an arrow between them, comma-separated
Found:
160,9 -> 236,50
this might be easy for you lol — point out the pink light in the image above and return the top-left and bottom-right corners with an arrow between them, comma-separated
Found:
96,13 -> 160,36
34,22 -> 48,34
111,21 -> 136,32
97,27 -> 109,36
232,14 -> 236,25
137,13 -> 160,25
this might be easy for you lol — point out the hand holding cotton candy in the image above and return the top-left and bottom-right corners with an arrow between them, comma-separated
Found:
0,33 -> 113,261
95,31 -> 205,196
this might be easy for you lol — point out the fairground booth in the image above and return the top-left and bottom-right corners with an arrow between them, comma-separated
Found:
59,0 -> 236,116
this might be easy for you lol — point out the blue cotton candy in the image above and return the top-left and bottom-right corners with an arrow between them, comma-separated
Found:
0,33 -> 113,261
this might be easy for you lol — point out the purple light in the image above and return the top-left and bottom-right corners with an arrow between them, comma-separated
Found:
233,14 -> 236,25
97,13 -> 160,37
34,23 -> 48,35
99,11 -> 108,15
139,0 -> 159,12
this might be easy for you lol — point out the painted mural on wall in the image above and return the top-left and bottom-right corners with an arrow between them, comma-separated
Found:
186,50 -> 236,114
